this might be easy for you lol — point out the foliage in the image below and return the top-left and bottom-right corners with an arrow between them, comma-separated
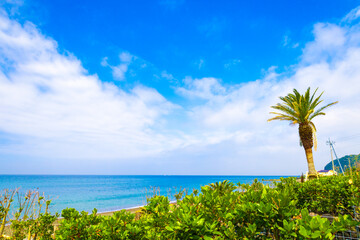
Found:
2,174 -> 360,239
55,175 -> 359,239
268,87 -> 338,175
55,208 -> 102,240
0,189 -> 17,237
0,189 -> 57,240
10,213 -> 58,240
268,87 -> 338,130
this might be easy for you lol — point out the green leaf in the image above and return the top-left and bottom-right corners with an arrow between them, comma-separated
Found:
165,226 -> 174,231
299,226 -> 310,238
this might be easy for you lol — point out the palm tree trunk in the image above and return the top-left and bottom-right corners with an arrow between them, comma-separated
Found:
304,147 -> 316,175
299,123 -> 317,176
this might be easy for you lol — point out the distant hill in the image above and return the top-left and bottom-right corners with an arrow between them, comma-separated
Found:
324,154 -> 360,171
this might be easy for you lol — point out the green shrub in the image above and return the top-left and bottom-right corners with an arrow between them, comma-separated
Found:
2,174 -> 360,239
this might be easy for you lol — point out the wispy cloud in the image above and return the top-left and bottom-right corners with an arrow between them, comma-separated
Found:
301,23 -> 347,64
176,77 -> 225,100
224,59 -> 241,69
161,70 -> 175,81
0,11 -> 181,159
0,0 -> 23,15
194,58 -> 205,70
2,6 -> 360,174
283,34 -> 299,48
173,9 -> 360,173
342,6 -> 360,23
101,51 -> 135,81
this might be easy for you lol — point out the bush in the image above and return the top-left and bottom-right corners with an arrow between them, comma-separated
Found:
2,174 -> 360,239
54,175 -> 360,239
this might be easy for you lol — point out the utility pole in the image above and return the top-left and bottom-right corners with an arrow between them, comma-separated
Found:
329,139 -> 335,171
326,139 -> 344,174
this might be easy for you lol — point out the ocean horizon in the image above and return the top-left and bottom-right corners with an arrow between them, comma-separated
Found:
0,175 -> 293,214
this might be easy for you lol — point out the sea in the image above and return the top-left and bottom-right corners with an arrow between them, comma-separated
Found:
0,175 -> 289,214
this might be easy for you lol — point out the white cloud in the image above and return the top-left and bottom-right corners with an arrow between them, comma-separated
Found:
100,57 -> 108,67
302,23 -> 347,64
342,6 -> 360,23
161,70 -> 174,80
0,11 -> 182,159
111,63 -> 129,80
174,9 -> 360,174
283,34 -> 299,48
101,51 -> 135,81
119,52 -> 133,63
0,1 -> 23,15
176,77 -> 226,100
2,6 -> 360,175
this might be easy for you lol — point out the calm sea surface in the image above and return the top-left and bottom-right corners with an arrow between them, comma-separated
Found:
0,175 -> 289,214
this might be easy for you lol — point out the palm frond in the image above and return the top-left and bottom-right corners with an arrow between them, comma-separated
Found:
270,104 -> 298,119
309,87 -> 319,103
309,112 -> 325,120
279,96 -> 296,109
304,109 -> 314,120
309,101 -> 338,120
268,115 -> 297,122
309,91 -> 324,110
268,88 -> 338,131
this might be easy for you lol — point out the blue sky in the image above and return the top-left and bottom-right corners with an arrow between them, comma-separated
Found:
1,0 -> 360,175
9,0 -> 356,95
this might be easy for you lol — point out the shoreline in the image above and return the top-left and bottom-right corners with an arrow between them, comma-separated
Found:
97,204 -> 145,216
97,200 -> 177,216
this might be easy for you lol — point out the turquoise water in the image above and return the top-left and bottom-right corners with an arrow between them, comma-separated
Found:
0,175 -> 288,214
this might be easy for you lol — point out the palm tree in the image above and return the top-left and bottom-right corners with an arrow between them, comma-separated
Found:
268,87 -> 338,176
